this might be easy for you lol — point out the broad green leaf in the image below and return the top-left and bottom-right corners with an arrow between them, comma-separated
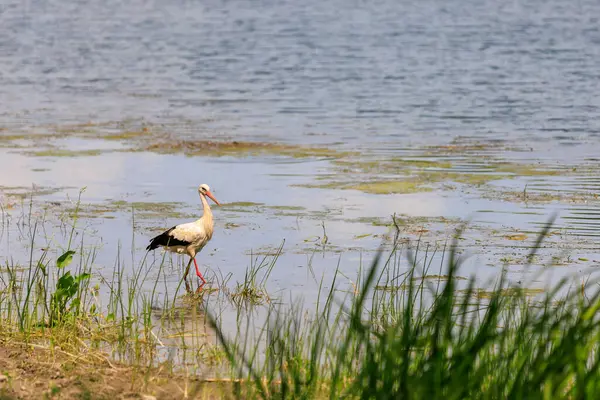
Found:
54,272 -> 79,304
57,272 -> 74,291
57,251 -> 76,269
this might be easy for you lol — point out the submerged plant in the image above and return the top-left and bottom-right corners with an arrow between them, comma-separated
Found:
230,240 -> 283,306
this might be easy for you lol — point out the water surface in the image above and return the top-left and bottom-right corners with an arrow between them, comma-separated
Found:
1,0 -> 600,369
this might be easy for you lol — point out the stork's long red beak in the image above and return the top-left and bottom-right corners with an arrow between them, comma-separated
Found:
205,190 -> 220,205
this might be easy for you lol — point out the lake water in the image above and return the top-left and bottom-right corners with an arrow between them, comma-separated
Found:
2,0 -> 600,150
1,0 -> 600,365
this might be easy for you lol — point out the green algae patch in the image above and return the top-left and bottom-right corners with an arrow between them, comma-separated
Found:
493,163 -> 563,176
334,158 -> 559,186
417,171 -> 501,186
220,202 -> 306,217
292,181 -> 347,191
334,158 -> 454,174
468,288 -> 546,300
419,275 -> 469,281
0,132 -> 65,141
111,200 -> 198,219
142,139 -> 350,159
346,214 -> 459,231
348,181 -> 432,195
48,120 -> 150,137
267,205 -> 305,211
0,185 -> 68,200
0,120 -> 158,145
373,275 -> 469,291
306,153 -> 569,197
483,189 -> 598,204
68,200 -> 193,220
65,204 -> 123,219
347,216 -> 393,227
395,158 -> 454,169
268,205 -> 307,217
219,202 -> 266,214
222,202 -> 265,207
103,129 -> 153,141
23,149 -> 106,157
294,179 -> 433,194
421,137 -> 527,155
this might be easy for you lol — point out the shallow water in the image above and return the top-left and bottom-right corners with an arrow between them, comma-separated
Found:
1,147 -> 598,292
2,141 -> 600,369
1,0 -> 600,370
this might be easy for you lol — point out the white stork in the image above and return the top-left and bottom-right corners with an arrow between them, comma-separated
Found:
146,184 -> 220,288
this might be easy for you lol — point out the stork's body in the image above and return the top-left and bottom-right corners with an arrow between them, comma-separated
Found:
146,184 -> 220,288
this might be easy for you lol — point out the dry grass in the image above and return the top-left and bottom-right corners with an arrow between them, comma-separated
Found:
0,339 -> 234,399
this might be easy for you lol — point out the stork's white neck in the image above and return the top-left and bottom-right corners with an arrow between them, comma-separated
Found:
198,193 -> 214,233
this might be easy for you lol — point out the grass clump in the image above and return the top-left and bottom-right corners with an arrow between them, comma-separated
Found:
210,215 -> 600,399
231,241 -> 283,306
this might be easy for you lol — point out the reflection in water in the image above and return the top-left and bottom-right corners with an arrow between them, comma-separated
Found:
148,297 -> 221,373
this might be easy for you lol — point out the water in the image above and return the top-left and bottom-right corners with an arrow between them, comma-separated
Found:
1,0 -> 600,151
1,0 -> 600,368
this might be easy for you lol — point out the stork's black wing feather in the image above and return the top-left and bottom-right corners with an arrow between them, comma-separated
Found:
146,226 -> 191,251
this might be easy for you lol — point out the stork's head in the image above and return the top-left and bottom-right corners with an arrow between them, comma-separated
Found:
198,184 -> 220,205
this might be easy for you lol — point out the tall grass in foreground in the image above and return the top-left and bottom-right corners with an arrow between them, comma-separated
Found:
211,218 -> 600,399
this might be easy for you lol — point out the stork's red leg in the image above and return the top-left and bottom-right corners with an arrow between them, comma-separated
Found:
193,258 -> 206,287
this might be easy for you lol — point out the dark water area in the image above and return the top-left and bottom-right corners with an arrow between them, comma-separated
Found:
1,0 -> 600,153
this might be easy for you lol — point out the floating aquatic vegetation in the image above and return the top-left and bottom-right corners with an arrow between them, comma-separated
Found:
23,149 -> 106,157
142,138 -> 352,159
